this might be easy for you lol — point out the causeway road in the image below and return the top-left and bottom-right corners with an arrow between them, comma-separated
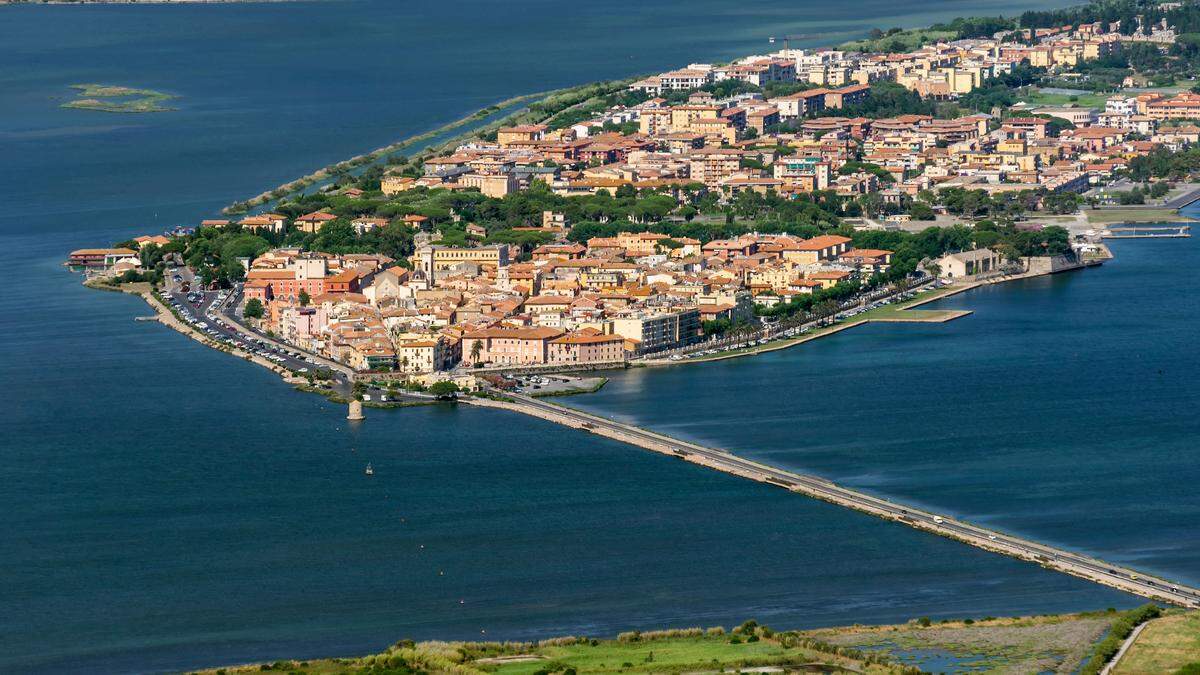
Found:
468,392 -> 1200,609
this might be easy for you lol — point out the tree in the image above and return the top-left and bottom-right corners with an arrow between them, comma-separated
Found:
428,381 -> 460,399
469,339 -> 483,364
909,202 -> 936,220
244,298 -> 264,319
299,289 -> 311,307
702,318 -> 733,336
814,299 -> 839,325
859,193 -> 886,218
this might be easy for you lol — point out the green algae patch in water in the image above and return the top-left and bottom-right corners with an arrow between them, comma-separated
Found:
61,83 -> 177,113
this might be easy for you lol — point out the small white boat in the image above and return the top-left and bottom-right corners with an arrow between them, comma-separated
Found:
365,463 -> 374,476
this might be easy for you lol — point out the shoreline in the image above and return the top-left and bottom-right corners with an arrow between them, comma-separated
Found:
82,255 -> 1104,400
637,257 -> 1100,368
85,277 -> 331,388
191,607 -> 1174,675
220,90 -> 551,213
221,79 -> 635,214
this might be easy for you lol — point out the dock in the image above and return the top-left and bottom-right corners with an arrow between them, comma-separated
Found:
1103,225 -> 1191,239
467,392 -> 1200,609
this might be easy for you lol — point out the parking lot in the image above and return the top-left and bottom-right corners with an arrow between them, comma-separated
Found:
509,374 -> 607,396
159,274 -> 439,405
160,275 -> 339,379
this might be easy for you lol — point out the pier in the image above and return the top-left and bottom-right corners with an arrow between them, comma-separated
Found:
468,392 -> 1200,609
1103,225 -> 1191,239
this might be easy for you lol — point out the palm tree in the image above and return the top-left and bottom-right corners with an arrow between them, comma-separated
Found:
814,300 -> 839,326
469,340 -> 483,365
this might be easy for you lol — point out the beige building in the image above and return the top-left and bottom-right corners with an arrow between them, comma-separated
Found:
496,124 -> 547,146
412,245 -> 510,278
381,175 -> 417,196
396,336 -> 452,373
782,235 -> 851,264
936,248 -> 1003,279
460,172 -> 518,198
689,150 -> 742,187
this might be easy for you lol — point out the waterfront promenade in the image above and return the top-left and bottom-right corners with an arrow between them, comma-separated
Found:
468,391 -> 1200,609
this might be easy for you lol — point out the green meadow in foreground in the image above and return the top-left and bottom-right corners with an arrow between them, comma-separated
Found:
192,608 -> 1200,675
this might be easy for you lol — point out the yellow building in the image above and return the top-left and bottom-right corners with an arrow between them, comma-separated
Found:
381,175 -> 416,196
782,235 -> 851,264
496,124 -> 546,147
460,172 -> 518,198
412,245 -> 510,278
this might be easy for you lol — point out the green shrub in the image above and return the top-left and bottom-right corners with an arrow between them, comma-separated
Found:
1080,604 -> 1162,675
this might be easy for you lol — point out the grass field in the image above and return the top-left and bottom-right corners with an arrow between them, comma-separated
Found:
199,627 -> 912,674
1017,85 -> 1190,110
194,612 -> 1152,674
1114,612 -> 1200,674
485,636 -> 865,674
1085,208 -> 1192,224
853,287 -> 970,323
1017,87 -> 1109,109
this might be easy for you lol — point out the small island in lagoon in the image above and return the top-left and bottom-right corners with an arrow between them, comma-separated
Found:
61,83 -> 177,113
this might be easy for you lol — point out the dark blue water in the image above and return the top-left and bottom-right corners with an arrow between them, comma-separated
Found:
574,237 -> 1200,585
0,1 -> 1138,673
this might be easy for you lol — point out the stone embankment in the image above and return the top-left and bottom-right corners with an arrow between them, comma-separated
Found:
465,392 -> 1200,609
91,280 -> 308,384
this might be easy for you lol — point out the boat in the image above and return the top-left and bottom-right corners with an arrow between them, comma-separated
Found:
365,463 -> 374,476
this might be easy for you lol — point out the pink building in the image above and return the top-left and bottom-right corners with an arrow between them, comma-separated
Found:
461,327 -> 564,366
548,332 -> 626,365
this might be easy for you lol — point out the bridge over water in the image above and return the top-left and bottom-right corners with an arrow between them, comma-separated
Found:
468,392 -> 1200,609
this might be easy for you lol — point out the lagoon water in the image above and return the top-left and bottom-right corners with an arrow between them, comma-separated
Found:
0,0 -> 1178,672
572,238 -> 1200,584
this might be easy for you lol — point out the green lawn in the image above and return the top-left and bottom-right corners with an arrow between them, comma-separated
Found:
853,287 -> 969,323
1085,208 -> 1192,224
489,637 -> 818,674
1017,88 -> 1109,109
1018,85 -> 1196,110
1114,612 -> 1200,674
198,631 -> 902,674
197,612 -> 1179,674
